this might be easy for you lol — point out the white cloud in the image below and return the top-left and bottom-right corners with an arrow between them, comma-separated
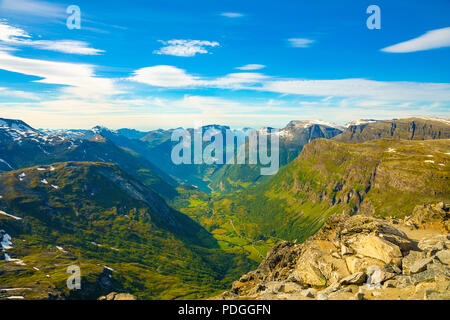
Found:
153,39 -> 220,57
128,65 -> 267,89
236,64 -> 266,71
3,94 -> 447,130
288,38 -> 315,48
0,20 -> 104,55
0,50 -> 117,98
128,65 -> 450,102
221,12 -> 244,18
381,27 -> 450,53
0,87 -> 39,100
262,78 -> 450,101
208,72 -> 268,88
31,40 -> 104,55
129,65 -> 200,87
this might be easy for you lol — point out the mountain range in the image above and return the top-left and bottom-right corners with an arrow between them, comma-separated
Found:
0,116 -> 449,300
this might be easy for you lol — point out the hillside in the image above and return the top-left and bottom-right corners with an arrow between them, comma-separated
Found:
334,118 -> 450,143
209,121 -> 343,193
0,119 -> 177,200
208,138 -> 450,244
0,162 -> 255,299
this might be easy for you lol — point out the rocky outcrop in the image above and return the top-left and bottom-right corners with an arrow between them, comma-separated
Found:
218,209 -> 450,300
404,202 -> 449,232
98,292 -> 137,300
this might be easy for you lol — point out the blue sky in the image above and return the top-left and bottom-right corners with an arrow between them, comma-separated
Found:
0,0 -> 449,130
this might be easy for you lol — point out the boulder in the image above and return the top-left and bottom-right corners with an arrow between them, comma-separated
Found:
99,292 -> 136,300
348,235 -> 403,266
300,288 -> 317,298
317,293 -> 328,300
402,251 -> 427,274
409,257 -> 435,274
436,249 -> 450,265
418,235 -> 449,254
345,255 -> 384,274
340,272 -> 367,286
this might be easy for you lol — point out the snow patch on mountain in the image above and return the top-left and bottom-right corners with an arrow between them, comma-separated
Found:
0,158 -> 13,170
345,119 -> 378,127
0,211 -> 22,220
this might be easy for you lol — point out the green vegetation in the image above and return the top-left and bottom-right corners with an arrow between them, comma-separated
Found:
0,162 -> 256,299
200,138 -> 450,244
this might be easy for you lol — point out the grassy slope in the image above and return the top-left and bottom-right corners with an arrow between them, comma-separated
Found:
0,162 -> 255,299
203,138 -> 450,245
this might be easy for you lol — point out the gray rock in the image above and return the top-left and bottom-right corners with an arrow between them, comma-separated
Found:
435,249 -> 450,265
402,251 -> 427,274
395,275 -> 412,288
328,287 -> 353,298
410,263 -> 449,285
383,280 -> 398,288
424,289 -> 450,300
341,245 -> 354,256
409,257 -> 434,274
300,288 -> 317,298
418,235 -> 449,253
354,292 -> 365,300
320,282 -> 341,295
317,293 -> 328,300
340,272 -> 367,286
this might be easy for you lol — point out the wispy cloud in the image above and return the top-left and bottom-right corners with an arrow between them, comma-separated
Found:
129,65 -> 200,87
153,39 -> 220,57
0,87 -> 40,100
381,27 -> 450,53
128,65 -> 450,102
0,0 -> 64,18
236,64 -> 266,71
220,12 -> 244,18
0,20 -> 104,55
262,79 -> 450,101
287,38 -> 315,48
128,65 -> 267,88
0,50 -> 117,98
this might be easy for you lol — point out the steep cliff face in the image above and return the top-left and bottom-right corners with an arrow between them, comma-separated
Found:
334,118 -> 450,143
219,203 -> 450,300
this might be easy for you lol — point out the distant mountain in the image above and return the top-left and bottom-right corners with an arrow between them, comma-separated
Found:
334,117 -> 450,143
33,121 -> 344,194
0,162 -> 254,299
0,118 -> 36,133
138,125 -> 235,192
117,128 -> 149,140
0,119 -> 177,200
209,121 -> 343,193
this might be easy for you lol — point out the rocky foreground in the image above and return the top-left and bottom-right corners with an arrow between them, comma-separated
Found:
217,203 -> 450,300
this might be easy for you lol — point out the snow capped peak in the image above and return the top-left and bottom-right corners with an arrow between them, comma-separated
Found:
0,118 -> 36,133
345,119 -> 378,127
416,117 -> 450,125
92,126 -> 118,135
286,120 -> 343,130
